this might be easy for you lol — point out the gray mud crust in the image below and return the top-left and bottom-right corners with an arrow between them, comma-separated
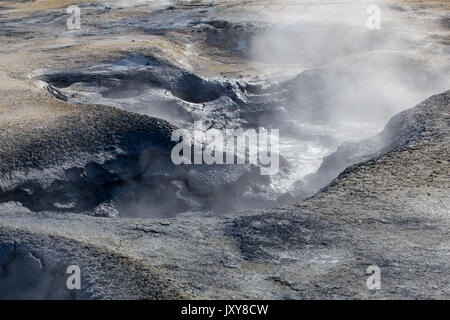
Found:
0,227 -> 185,300
0,0 -> 449,300
0,91 -> 448,299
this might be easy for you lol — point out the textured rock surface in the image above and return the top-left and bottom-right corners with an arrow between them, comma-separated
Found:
0,0 -> 449,299
1,90 -> 448,299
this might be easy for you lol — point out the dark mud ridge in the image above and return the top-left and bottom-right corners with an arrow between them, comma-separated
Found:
0,90 -> 448,299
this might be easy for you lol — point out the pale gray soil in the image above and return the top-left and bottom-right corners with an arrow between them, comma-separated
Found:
0,0 -> 449,299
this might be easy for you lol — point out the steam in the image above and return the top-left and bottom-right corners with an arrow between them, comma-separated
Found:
239,0 -> 450,196
34,1 -> 450,218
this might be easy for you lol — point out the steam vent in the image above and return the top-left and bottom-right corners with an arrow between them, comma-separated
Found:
0,0 -> 449,300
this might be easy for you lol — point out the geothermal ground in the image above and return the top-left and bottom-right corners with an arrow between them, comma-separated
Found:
0,0 -> 449,299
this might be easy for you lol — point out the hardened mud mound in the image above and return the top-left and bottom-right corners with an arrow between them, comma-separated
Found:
0,91 -> 448,299
0,0 -> 449,299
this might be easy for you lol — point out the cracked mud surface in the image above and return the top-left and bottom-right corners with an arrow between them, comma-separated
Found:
0,0 -> 449,299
